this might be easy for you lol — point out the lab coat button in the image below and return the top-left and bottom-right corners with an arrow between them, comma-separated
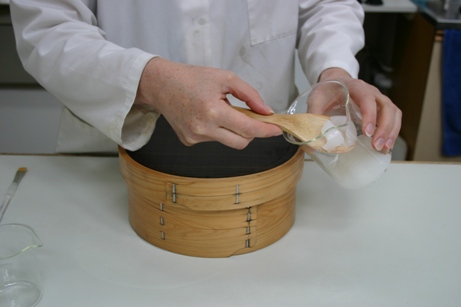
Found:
239,47 -> 246,57
198,17 -> 208,25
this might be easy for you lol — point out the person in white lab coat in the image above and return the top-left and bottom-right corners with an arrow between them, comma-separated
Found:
10,0 -> 401,154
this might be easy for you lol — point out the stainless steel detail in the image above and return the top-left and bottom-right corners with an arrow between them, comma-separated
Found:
245,239 -> 250,248
172,184 -> 176,203
235,184 -> 240,204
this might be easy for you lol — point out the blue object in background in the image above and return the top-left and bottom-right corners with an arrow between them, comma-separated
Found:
442,29 -> 461,156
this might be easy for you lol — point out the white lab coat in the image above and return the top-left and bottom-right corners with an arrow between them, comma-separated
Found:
10,0 -> 364,153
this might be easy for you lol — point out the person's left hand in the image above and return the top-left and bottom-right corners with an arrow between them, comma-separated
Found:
319,68 -> 402,154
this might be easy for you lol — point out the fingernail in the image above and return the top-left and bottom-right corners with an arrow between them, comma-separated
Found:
266,106 -> 275,114
365,123 -> 375,137
385,138 -> 394,150
375,138 -> 385,151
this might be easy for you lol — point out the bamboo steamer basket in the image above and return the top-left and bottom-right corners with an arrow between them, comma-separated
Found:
118,117 -> 304,257
119,147 -> 303,257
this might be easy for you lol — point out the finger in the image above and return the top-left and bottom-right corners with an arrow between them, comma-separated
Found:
212,127 -> 254,150
192,119 -> 280,150
174,117 -> 251,148
373,101 -> 402,152
212,121 -> 282,150
350,89 -> 378,138
223,72 -> 274,115
174,104 -> 282,149
349,84 -> 397,152
219,107 -> 282,139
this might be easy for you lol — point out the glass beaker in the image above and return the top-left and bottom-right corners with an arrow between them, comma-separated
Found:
284,80 -> 391,189
0,223 -> 43,307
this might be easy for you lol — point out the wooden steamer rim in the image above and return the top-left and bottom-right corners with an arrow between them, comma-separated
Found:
119,147 -> 304,257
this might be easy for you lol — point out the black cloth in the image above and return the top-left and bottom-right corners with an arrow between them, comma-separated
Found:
127,116 -> 298,178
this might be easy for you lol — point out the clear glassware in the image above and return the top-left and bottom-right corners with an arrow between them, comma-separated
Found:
284,80 -> 391,189
0,223 -> 43,307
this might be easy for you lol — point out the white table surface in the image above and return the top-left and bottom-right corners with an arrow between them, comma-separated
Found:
1,155 -> 461,307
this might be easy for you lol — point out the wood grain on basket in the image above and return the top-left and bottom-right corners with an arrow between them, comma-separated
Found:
119,147 -> 304,258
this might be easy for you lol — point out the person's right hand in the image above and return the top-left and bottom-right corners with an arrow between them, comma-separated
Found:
135,57 -> 282,149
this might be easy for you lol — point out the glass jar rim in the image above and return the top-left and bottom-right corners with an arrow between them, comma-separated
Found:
283,80 -> 352,146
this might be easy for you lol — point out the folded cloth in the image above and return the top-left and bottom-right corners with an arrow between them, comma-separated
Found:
442,29 -> 461,156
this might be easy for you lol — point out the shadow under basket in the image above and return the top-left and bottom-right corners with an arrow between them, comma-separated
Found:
119,147 -> 304,258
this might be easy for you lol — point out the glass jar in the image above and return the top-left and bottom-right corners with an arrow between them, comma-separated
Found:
284,80 -> 391,189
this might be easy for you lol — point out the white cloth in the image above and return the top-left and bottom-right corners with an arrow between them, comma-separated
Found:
10,0 -> 364,153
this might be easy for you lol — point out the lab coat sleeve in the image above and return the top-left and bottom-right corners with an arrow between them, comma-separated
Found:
297,0 -> 365,85
9,0 -> 158,151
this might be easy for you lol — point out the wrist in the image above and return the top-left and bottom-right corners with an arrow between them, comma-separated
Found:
134,56 -> 165,110
318,67 -> 352,82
